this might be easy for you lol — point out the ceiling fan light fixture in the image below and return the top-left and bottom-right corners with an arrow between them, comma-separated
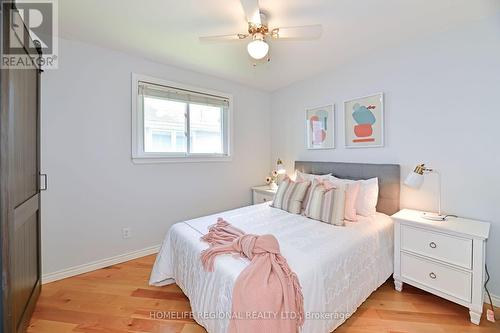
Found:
247,34 -> 269,60
200,1 -> 322,64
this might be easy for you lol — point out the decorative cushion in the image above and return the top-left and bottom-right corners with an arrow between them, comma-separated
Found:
296,171 -> 331,211
271,176 -> 311,214
303,179 -> 346,226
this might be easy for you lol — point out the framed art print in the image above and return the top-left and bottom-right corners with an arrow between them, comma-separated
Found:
344,93 -> 384,148
306,104 -> 335,149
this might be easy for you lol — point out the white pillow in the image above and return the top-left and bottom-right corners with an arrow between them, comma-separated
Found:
329,175 -> 354,184
330,175 -> 379,217
295,170 -> 331,182
355,177 -> 379,216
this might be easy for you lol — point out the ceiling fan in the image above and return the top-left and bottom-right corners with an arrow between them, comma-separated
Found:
199,0 -> 322,62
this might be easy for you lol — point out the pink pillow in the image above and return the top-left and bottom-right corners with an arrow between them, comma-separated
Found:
328,178 -> 361,222
344,182 -> 360,221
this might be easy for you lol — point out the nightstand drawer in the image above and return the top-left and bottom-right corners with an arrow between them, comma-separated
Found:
253,192 -> 274,204
401,253 -> 472,302
401,225 -> 472,269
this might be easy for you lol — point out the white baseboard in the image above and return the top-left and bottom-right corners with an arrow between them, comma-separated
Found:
42,244 -> 161,284
485,292 -> 500,308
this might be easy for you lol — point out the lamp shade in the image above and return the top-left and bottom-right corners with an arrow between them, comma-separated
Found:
404,171 -> 424,189
276,158 -> 286,174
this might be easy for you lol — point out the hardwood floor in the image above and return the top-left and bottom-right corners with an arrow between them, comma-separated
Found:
28,255 -> 500,333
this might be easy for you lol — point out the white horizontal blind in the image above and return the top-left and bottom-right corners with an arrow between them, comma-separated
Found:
138,81 -> 230,108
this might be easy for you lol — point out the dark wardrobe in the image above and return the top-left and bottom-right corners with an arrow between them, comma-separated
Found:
1,2 -> 43,332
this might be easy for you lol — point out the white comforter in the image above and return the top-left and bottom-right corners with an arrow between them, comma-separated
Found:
150,203 -> 394,333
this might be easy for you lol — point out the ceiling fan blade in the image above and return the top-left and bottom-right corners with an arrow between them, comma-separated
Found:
240,0 -> 261,25
199,33 -> 249,43
271,24 -> 323,40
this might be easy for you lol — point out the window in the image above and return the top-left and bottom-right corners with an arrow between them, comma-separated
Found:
132,74 -> 231,163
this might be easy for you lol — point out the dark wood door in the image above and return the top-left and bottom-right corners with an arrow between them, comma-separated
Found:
10,60 -> 41,333
1,3 -> 42,332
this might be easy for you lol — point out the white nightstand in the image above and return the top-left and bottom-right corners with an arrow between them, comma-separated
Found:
393,209 -> 490,325
251,185 -> 277,205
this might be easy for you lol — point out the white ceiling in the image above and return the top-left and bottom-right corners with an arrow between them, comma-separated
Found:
59,0 -> 500,91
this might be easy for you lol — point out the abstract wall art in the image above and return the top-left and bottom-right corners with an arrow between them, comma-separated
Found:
305,104 -> 334,149
344,93 -> 384,148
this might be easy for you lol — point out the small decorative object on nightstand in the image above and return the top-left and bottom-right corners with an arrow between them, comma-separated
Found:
251,186 -> 277,205
393,209 -> 490,325
265,158 -> 287,190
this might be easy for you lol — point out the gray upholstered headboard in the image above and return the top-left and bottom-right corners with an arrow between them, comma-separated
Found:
295,161 -> 400,216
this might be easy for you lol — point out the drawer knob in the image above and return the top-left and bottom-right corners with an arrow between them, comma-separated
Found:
429,272 -> 437,279
429,242 -> 437,249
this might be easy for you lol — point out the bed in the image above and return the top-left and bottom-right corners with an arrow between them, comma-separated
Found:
150,161 -> 400,333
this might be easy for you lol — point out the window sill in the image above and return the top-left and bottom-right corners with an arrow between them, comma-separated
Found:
132,155 -> 232,164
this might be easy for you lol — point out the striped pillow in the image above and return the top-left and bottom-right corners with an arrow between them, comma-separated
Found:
304,179 -> 346,226
271,177 -> 311,214
295,171 -> 332,211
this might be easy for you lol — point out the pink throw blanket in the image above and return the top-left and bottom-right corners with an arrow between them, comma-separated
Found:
200,218 -> 304,333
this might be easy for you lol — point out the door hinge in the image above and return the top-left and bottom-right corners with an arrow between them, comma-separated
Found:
40,173 -> 48,191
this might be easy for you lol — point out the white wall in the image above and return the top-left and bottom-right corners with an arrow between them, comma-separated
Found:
43,15 -> 500,298
271,16 -> 500,295
41,38 -> 271,277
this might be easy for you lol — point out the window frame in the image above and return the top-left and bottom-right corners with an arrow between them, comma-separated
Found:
132,73 -> 233,164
